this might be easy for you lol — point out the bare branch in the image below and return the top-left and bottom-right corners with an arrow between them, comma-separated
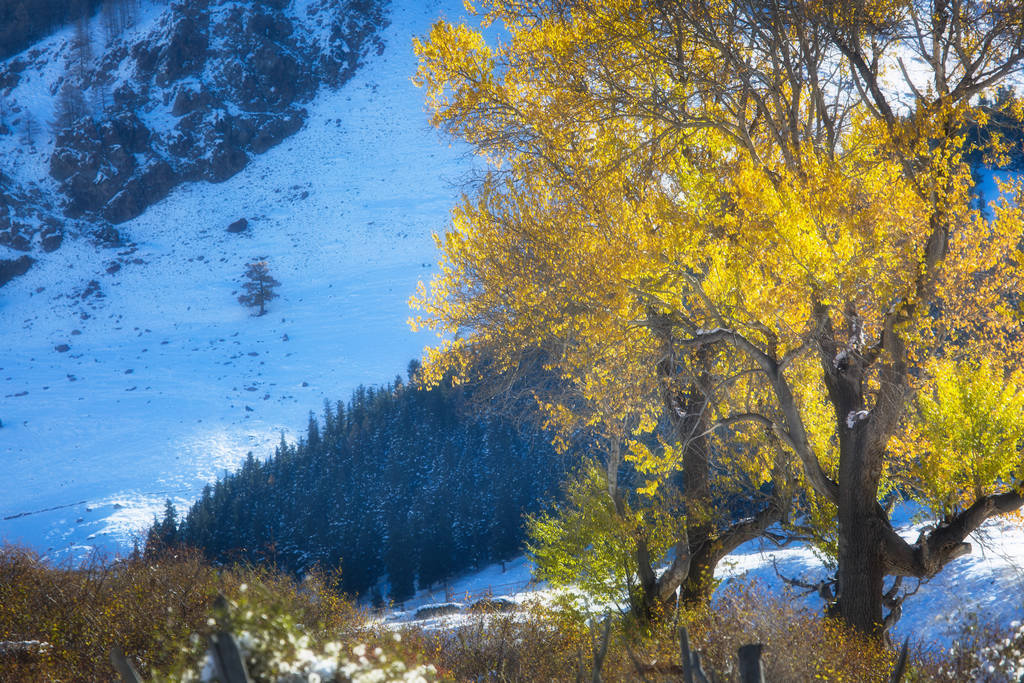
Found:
770,556 -> 835,601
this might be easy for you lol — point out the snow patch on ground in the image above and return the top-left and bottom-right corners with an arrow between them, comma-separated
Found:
382,506 -> 1024,647
717,508 -> 1024,645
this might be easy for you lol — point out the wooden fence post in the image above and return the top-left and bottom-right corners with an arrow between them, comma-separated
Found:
680,626 -> 695,683
210,631 -> 253,683
738,643 -> 765,683
110,647 -> 143,683
679,627 -> 711,683
889,637 -> 909,683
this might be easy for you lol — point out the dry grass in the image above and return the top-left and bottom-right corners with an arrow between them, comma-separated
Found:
0,544 -> 362,682
398,585 -> 945,682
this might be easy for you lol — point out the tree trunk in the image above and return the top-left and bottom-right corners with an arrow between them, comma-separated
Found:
835,428 -> 885,634
678,541 -> 716,604
669,352 -> 715,604
640,317 -> 721,617
631,373 -> 716,620
636,374 -> 719,618
637,555 -> 714,622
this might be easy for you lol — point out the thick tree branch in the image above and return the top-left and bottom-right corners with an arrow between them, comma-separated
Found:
882,488 -> 1024,578
824,28 -> 895,127
711,499 -> 786,562
714,412 -> 801,460
680,328 -> 839,504
653,530 -> 692,605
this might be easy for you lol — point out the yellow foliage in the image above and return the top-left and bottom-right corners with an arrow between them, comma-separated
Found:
411,0 -> 1024,612
527,461 -> 677,612
894,360 -> 1024,518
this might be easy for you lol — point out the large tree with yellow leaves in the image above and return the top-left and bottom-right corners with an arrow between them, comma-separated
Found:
412,0 -> 1024,634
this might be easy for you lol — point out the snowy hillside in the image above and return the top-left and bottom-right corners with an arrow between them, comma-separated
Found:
0,0 -> 476,559
0,0 -> 387,234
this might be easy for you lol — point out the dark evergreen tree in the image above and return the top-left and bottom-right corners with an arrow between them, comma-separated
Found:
21,113 -> 39,148
237,260 -> 280,316
145,499 -> 179,555
52,81 -> 88,134
72,11 -> 93,83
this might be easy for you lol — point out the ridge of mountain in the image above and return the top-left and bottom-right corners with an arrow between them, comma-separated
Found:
0,0 -> 388,271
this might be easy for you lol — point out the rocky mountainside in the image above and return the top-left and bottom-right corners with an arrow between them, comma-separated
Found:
0,0 -> 387,281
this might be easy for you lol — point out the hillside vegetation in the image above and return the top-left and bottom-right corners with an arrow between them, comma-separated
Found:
153,366 -> 568,602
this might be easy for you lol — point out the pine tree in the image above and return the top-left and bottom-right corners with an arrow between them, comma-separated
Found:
72,11 -> 93,84
52,80 -> 88,134
237,260 -> 280,316
145,499 -> 179,556
21,112 -> 38,147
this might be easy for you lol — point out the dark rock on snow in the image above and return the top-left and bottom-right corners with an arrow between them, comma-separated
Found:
414,603 -> 465,620
0,255 -> 34,287
40,226 -> 63,252
227,218 -> 248,233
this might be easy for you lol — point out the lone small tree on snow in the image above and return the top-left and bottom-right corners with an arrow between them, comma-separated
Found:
238,260 -> 280,316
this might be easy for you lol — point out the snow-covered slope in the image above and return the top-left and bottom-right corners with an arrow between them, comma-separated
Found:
0,0 -> 475,559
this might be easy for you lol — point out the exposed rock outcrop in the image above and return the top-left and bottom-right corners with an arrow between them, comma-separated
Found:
0,0 -> 389,267
0,255 -> 34,288
45,0 -> 389,226
0,173 -> 63,257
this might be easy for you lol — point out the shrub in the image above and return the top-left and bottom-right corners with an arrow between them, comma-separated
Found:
0,541 -> 985,682
161,581 -> 436,682
972,619 -> 1024,680
679,583 -> 898,682
404,585 -> 920,682
927,613 -> 1024,682
0,544 -> 362,681
0,544 -> 219,680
